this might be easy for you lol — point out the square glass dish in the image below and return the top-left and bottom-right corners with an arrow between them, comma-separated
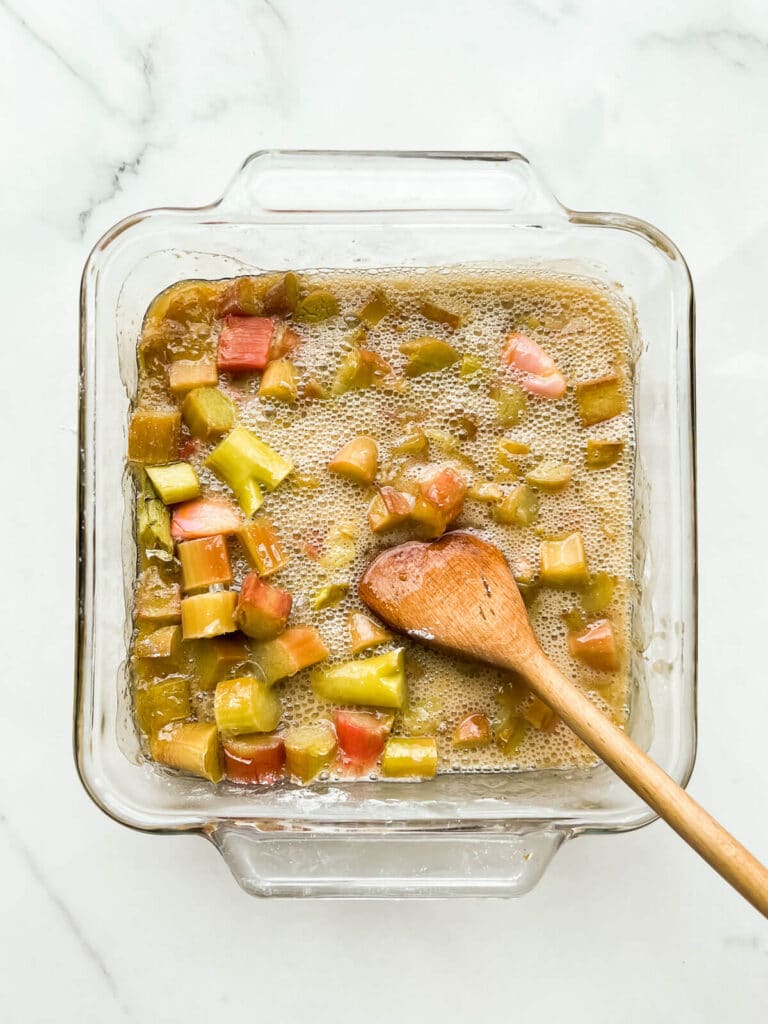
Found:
76,151 -> 696,897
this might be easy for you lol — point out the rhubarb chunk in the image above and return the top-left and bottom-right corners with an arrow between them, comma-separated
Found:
178,534 -> 232,592
235,573 -> 292,640
259,358 -> 298,403
328,435 -> 378,485
171,498 -> 241,541
128,407 -> 181,464
284,722 -> 337,782
222,733 -> 286,784
525,460 -> 572,493
168,359 -> 218,395
150,721 -> 223,782
193,634 -> 249,690
492,484 -> 540,527
419,299 -> 463,329
311,648 -> 406,709
263,272 -> 300,315
217,315 -> 275,373
348,611 -> 391,655
579,572 -> 616,615
294,289 -> 339,324
401,697 -> 445,737
400,336 -> 460,376
332,349 -> 393,395
251,627 -> 329,684
540,532 -> 589,587
391,423 -> 428,457
135,624 -> 181,659
312,583 -> 349,610
568,618 -> 619,671
358,289 -> 391,328
146,463 -> 200,505
381,736 -> 438,779
575,374 -> 627,427
214,676 -> 282,734
135,678 -> 190,734
180,590 -> 237,639
410,466 -> 467,538
367,487 -> 415,533
522,697 -> 556,731
335,710 -> 393,771
503,331 -> 567,399
452,713 -> 492,749
490,385 -> 527,427
136,567 -> 181,624
238,518 -> 288,577
585,439 -> 625,469
181,387 -> 235,441
205,427 -> 293,514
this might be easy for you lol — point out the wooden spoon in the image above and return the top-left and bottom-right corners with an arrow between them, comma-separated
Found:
359,530 -> 768,916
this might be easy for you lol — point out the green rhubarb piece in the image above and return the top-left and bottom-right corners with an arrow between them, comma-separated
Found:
149,721 -> 223,782
137,480 -> 174,559
259,359 -> 298,403
214,676 -> 282,735
401,697 -> 444,737
182,387 -> 235,441
459,354 -> 484,378
490,385 -> 527,427
585,439 -> 625,469
381,736 -> 437,778
540,532 -> 589,587
419,299 -> 463,329
205,427 -> 293,514
146,463 -> 201,505
525,460 -> 572,493
135,677 -> 190,734
358,289 -> 391,328
312,582 -> 349,610
400,336 -> 460,376
332,348 -> 393,395
136,566 -> 181,624
575,374 -> 627,427
579,572 -> 617,615
311,648 -> 406,709
134,624 -> 182,659
294,289 -> 339,323
497,439 -> 530,469
284,723 -> 337,782
491,485 -> 539,527
193,635 -> 250,690
263,272 -> 300,315
128,407 -> 181,464
391,423 -> 428,457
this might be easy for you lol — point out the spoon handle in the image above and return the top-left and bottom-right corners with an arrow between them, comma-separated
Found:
523,648 -> 768,917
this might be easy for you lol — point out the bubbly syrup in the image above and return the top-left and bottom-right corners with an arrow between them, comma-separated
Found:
135,267 -> 636,774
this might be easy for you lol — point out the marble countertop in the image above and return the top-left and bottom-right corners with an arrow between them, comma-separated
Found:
1,0 -> 767,1020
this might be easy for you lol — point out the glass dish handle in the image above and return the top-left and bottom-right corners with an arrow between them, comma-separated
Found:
216,150 -> 567,223
209,822 -> 568,898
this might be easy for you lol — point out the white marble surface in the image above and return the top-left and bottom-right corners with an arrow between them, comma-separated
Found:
1,0 -> 767,1020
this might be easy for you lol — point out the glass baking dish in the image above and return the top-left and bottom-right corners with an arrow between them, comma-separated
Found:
76,150 -> 696,897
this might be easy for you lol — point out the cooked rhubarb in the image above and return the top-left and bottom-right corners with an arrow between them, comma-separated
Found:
146,463 -> 200,505
540,532 -> 589,587
328,435 -> 378,485
235,573 -> 292,640
490,385 -> 527,427
348,611 -> 391,655
357,289 -> 391,328
214,676 -> 282,734
568,618 -> 619,671
180,590 -> 238,639
128,407 -> 180,464
284,722 -> 338,782
251,627 -> 329,684
367,487 -> 415,533
150,721 -> 223,782
452,713 -> 492,749
391,423 -> 428,457
311,648 -> 406,709
217,315 -> 274,373
579,572 -> 616,615
137,485 -> 174,558
318,523 -> 357,570
312,583 -> 349,611
134,624 -> 182,660
136,567 -> 181,624
238,518 -> 288,577
182,387 -> 235,441
206,427 -> 293,501
193,634 -> 249,690
259,359 -> 298,403
263,271 -> 300,315
585,439 -> 625,469
335,710 -> 393,771
222,733 -> 286,784
575,374 -> 627,426
171,498 -> 241,541
135,678 -> 190,734
295,289 -> 339,323
419,299 -> 463,329
400,336 -> 460,376
525,460 -> 572,493
381,736 -> 438,779
401,697 -> 444,737
522,697 -> 557,731
332,348 -> 393,394
503,331 -> 566,399
168,359 -> 218,395
178,534 -> 232,592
